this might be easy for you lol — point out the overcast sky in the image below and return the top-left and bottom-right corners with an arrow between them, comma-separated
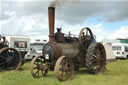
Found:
0,0 -> 128,42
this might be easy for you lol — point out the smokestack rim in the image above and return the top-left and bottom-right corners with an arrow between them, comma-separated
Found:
48,7 -> 55,10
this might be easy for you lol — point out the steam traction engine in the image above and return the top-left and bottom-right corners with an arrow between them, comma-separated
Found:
30,7 -> 106,81
0,35 -> 22,71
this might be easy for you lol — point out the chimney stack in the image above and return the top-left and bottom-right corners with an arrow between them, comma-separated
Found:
48,7 -> 55,43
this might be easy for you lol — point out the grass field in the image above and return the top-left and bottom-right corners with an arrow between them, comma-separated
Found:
0,60 -> 128,85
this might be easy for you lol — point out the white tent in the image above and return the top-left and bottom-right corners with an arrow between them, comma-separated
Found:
103,43 -> 116,62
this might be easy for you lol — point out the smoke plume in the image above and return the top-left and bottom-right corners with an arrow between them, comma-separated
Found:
49,0 -> 65,7
49,0 -> 79,7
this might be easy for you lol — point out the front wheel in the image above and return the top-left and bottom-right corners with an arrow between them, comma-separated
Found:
30,56 -> 49,78
0,47 -> 22,71
55,56 -> 74,81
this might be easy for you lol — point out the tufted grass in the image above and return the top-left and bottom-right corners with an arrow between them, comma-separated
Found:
0,60 -> 128,85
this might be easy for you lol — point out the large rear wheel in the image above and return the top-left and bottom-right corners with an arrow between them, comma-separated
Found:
86,43 -> 106,74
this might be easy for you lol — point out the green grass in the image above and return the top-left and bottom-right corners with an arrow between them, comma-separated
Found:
0,60 -> 128,85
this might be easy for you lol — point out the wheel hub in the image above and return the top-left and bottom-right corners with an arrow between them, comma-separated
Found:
37,64 -> 48,70
6,56 -> 13,63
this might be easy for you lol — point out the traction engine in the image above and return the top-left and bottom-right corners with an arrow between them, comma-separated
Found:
30,7 -> 106,81
0,35 -> 22,71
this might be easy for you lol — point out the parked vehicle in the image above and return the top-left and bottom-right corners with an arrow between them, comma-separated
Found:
25,40 -> 47,60
112,43 -> 128,59
0,35 -> 22,71
30,7 -> 106,81
6,35 -> 30,65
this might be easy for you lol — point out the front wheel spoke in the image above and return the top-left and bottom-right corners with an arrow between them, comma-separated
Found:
11,59 -> 18,62
38,70 -> 40,77
0,62 -> 6,65
0,55 -> 6,59
37,61 -> 39,65
59,67 -> 63,71
41,61 -> 44,64
34,62 -> 38,65
66,71 -> 70,77
60,72 -> 64,79
35,70 -> 39,75
6,63 -> 11,67
33,67 -> 37,69
11,61 -> 18,65
65,60 -> 68,66
67,67 -> 71,71
41,70 -> 44,76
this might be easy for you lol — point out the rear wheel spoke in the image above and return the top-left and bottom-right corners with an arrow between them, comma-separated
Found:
86,43 -> 106,74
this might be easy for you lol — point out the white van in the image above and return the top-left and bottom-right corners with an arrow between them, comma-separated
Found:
25,40 -> 47,60
112,43 -> 128,59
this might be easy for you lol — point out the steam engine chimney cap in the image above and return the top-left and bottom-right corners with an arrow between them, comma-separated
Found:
48,7 -> 55,9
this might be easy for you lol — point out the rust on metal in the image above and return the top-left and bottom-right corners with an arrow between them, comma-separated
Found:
49,43 -> 80,59
30,55 -> 49,78
50,43 -> 62,58
55,28 -> 64,43
85,43 -> 106,74
78,27 -> 93,51
48,7 -> 55,43
92,43 -> 106,74
55,56 -> 74,81
57,43 -> 79,59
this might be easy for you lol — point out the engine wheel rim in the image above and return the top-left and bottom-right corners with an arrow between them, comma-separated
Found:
55,56 -> 74,81
30,56 -> 49,78
92,43 -> 106,74
0,47 -> 22,71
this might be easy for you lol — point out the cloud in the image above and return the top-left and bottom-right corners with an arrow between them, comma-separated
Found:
1,0 -> 128,24
24,19 -> 36,31
1,14 -> 49,40
0,12 -> 10,20
0,0 -> 50,20
55,20 -> 108,42
15,1 -> 50,16
89,23 -> 109,42
55,0 -> 128,24
107,26 -> 128,39
0,0 -> 128,42
104,1 -> 128,22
